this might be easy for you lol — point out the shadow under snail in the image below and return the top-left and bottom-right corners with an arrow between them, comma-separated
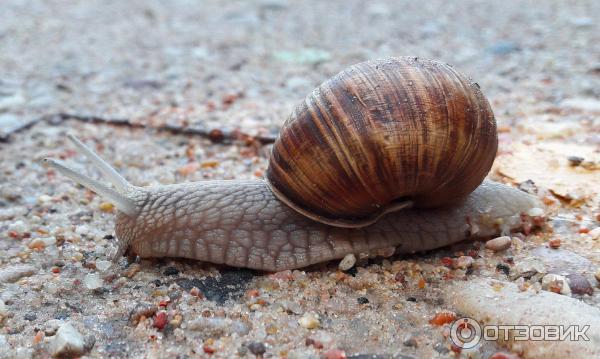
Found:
43,57 -> 544,271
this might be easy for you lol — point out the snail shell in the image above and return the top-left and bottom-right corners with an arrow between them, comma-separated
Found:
266,57 -> 497,227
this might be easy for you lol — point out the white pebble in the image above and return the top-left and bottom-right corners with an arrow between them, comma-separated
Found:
485,236 -> 512,252
338,254 -> 357,271
83,273 -> 103,290
298,312 -> 320,329
49,323 -> 85,357
527,207 -> 544,217
7,220 -> 26,233
37,194 -> 53,205
588,227 -> 600,240
515,257 -> 546,278
95,260 -> 112,272
542,273 -> 571,296
75,225 -> 90,236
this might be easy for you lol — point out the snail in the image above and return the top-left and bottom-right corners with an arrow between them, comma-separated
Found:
42,57 -> 543,272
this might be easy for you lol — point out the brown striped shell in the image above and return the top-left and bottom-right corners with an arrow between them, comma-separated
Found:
266,57 -> 497,228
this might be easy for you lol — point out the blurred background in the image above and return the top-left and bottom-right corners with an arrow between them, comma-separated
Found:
1,0 -> 598,137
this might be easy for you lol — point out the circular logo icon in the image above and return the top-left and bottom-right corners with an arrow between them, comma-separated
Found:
450,317 -> 482,349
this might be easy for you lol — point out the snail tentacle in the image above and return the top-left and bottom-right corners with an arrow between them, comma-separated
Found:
66,133 -> 130,192
41,136 -> 138,217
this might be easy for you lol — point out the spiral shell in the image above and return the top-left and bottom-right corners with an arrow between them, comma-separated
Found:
266,57 -> 497,227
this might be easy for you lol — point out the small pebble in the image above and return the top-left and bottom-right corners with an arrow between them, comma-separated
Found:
527,207 -> 544,217
403,334 -> 418,347
541,274 -> 571,296
588,227 -> 600,240
566,273 -> 593,295
247,341 -> 267,356
163,266 -> 180,276
83,273 -> 103,290
323,349 -> 346,359
567,156 -> 584,166
95,260 -> 112,271
153,311 -> 168,330
99,202 -> 114,212
454,256 -> 474,269
548,238 -> 561,249
429,311 -> 457,326
75,225 -> 90,236
357,297 -> 369,304
49,323 -> 86,358
485,236 -> 512,252
515,257 -> 546,278
298,312 -> 320,329
338,254 -> 357,271
7,220 -> 26,233
44,319 -> 63,336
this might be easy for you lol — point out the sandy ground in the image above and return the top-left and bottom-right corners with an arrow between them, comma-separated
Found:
1,0 -> 599,358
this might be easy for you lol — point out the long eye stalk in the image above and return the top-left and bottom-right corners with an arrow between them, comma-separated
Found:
41,134 -> 138,217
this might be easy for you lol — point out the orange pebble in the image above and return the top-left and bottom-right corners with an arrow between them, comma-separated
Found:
429,311 -> 457,326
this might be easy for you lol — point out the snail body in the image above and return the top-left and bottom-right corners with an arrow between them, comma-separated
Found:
43,57 -> 543,271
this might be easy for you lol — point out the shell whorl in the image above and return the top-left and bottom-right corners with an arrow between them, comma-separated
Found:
266,57 -> 498,227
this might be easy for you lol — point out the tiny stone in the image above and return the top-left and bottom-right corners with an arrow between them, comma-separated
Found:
95,260 -> 112,271
338,254 -> 357,271
298,312 -> 320,329
541,274 -> 571,296
75,225 -> 90,236
567,156 -> 584,166
527,207 -> 544,217
516,257 -> 546,278
548,238 -> 561,249
163,266 -> 180,276
38,194 -> 53,204
49,323 -> 86,358
237,345 -> 248,356
24,313 -> 37,321
566,273 -> 593,295
247,341 -> 267,356
454,256 -> 474,269
485,236 -> 512,252
588,227 -> 600,240
8,220 -> 26,233
83,273 -> 103,290
44,319 -> 63,336
357,297 -> 369,304
403,334 -> 418,347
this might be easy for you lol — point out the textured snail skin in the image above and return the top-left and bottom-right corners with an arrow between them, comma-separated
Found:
115,179 -> 541,271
